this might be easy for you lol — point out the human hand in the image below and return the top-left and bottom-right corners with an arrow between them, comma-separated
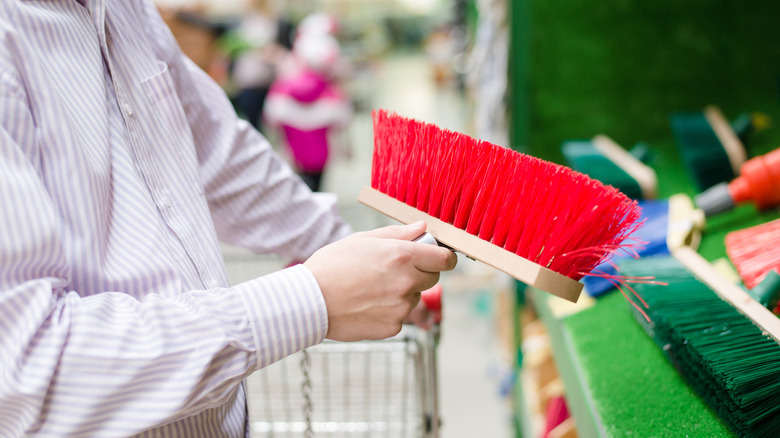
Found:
404,284 -> 443,330
403,300 -> 435,331
304,221 -> 457,341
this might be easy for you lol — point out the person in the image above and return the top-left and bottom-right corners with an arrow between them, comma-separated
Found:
263,31 -> 352,192
0,1 -> 457,437
227,3 -> 285,133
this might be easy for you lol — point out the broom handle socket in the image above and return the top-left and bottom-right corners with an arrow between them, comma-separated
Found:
413,232 -> 439,246
413,231 -> 471,261
695,182 -> 735,216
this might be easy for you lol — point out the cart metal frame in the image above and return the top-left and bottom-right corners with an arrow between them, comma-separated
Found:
248,324 -> 440,437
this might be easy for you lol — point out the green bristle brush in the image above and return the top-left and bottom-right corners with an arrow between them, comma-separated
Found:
670,106 -> 748,192
619,247 -> 780,438
562,135 -> 658,200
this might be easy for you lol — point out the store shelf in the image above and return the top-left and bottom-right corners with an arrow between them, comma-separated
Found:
528,292 -> 604,438
524,288 -> 735,438
502,1 -> 780,436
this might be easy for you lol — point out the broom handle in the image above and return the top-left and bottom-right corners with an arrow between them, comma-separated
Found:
704,105 -> 747,176
359,186 -> 584,303
592,135 -> 658,199
673,246 -> 780,344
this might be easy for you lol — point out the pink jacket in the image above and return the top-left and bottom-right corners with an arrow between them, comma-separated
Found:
263,69 -> 352,172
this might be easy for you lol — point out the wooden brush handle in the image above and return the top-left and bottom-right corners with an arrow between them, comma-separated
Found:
359,186 -> 584,302
704,105 -> 747,176
592,135 -> 658,199
673,246 -> 780,345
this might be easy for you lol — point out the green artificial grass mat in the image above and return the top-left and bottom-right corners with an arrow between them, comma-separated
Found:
562,292 -> 735,437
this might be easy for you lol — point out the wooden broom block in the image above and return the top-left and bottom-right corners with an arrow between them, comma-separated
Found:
673,246 -> 780,345
358,186 -> 584,302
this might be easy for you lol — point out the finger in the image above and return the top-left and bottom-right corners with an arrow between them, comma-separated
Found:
407,243 -> 458,273
411,290 -> 422,308
416,272 -> 441,292
358,221 -> 427,241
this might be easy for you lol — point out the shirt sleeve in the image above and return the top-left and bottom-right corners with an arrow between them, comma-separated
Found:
0,7 -> 332,437
140,1 -> 353,263
0,81 -> 328,436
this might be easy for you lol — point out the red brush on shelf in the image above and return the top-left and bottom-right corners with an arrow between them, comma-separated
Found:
358,110 -> 644,303
542,396 -> 572,438
726,218 -> 780,290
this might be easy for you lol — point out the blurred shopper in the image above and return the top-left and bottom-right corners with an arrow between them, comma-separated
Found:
263,25 -> 353,192
228,4 -> 286,133
424,24 -> 458,86
296,11 -> 340,40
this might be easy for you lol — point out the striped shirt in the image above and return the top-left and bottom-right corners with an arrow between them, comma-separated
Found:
0,0 -> 352,436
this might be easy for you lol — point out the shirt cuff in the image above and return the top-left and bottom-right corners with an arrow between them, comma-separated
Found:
238,264 -> 328,369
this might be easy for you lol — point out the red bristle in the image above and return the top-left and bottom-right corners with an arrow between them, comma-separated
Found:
371,141 -> 381,190
725,218 -> 780,288
491,162 -> 523,248
464,142 -> 497,235
408,122 -> 432,207
370,112 -> 385,191
370,110 -> 642,281
390,118 -> 408,201
476,147 -> 511,241
396,132 -> 414,204
407,120 -> 425,204
426,133 -> 453,218
371,110 -> 390,195
536,172 -> 597,264
517,162 -> 560,261
414,124 -> 435,212
502,156 -> 541,254
438,134 -> 469,224
454,146 -> 490,230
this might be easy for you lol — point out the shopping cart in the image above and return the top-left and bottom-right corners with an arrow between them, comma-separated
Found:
247,285 -> 443,438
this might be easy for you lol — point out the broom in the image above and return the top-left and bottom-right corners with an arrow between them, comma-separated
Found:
561,135 -> 658,200
357,110 -> 644,303
582,193 -> 705,298
619,248 -> 780,438
695,147 -> 780,217
725,218 -> 780,290
670,105 -> 747,192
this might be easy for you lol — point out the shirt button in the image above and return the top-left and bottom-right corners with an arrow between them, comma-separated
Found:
160,195 -> 172,208
208,279 -> 220,288
122,101 -> 134,116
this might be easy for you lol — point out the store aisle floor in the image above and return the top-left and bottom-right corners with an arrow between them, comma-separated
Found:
225,50 -> 515,438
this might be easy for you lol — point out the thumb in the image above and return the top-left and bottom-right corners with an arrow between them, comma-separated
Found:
360,221 -> 427,241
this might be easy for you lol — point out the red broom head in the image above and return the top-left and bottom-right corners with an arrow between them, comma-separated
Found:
371,110 -> 643,281
725,218 -> 780,288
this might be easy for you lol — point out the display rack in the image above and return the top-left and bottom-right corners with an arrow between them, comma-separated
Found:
505,1 -> 780,436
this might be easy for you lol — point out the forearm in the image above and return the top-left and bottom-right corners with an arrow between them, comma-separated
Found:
0,265 -> 326,436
